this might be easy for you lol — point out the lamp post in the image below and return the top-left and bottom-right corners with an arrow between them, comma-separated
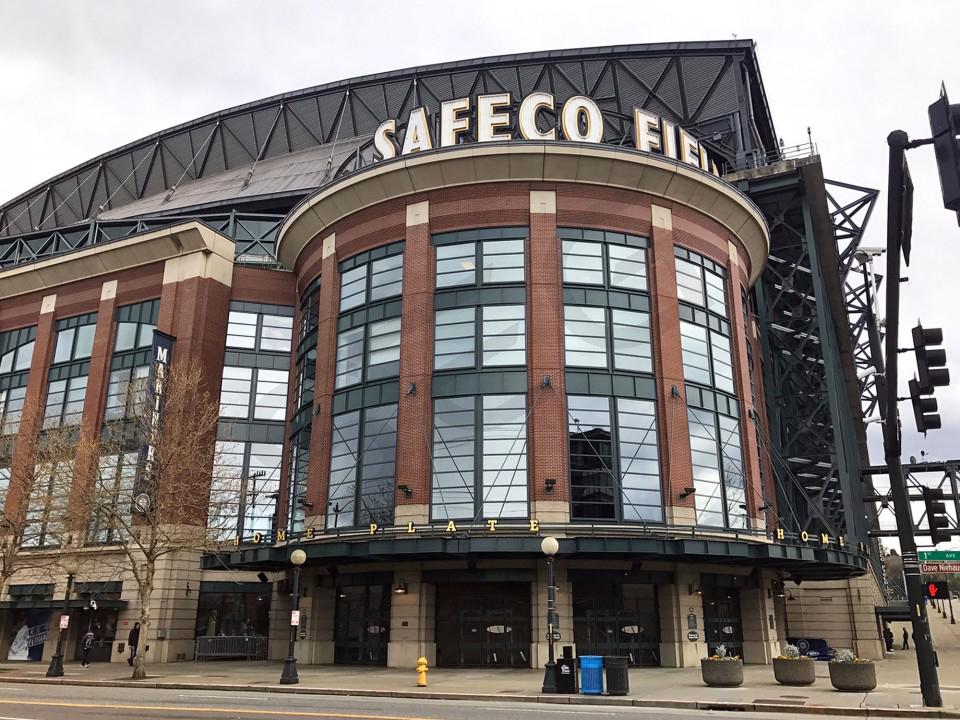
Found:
279,548 -> 307,685
540,536 -> 559,694
46,570 -> 76,677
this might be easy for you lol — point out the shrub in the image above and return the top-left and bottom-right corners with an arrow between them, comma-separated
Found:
779,644 -> 802,660
833,649 -> 856,663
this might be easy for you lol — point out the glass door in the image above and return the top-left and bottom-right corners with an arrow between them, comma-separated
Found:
702,587 -> 743,658
334,583 -> 390,665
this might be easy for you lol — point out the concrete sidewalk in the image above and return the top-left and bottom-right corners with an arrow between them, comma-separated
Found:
0,613 -> 957,718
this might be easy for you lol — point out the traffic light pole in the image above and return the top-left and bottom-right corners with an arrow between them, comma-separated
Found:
882,130 -> 942,707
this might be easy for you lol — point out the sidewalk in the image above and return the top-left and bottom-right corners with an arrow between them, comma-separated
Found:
0,614 -> 957,718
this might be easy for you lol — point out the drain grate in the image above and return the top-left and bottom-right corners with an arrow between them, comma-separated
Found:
754,698 -> 807,706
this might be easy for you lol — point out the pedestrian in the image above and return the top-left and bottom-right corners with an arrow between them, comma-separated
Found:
883,626 -> 894,652
902,627 -> 909,650
127,622 -> 140,666
80,630 -> 95,668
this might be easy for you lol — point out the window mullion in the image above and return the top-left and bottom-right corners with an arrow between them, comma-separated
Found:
474,398 -> 482,518
475,241 -> 482,287
610,396 -> 623,522
354,408 -> 365,528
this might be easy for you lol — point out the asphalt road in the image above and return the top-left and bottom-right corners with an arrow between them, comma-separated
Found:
0,682 -> 862,719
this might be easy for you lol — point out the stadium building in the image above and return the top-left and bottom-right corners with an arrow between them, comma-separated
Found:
0,40 -> 886,669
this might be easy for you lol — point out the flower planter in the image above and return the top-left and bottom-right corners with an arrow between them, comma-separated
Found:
701,658 -> 743,687
828,661 -> 876,692
773,657 -> 816,686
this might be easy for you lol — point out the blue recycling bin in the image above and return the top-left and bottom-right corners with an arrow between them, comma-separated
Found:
579,655 -> 604,695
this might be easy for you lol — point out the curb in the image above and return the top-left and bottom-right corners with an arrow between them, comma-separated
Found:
0,675 -> 957,718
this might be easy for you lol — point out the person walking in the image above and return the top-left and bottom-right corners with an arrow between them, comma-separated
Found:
127,622 -> 140,666
883,625 -> 894,653
80,630 -> 95,668
902,627 -> 909,650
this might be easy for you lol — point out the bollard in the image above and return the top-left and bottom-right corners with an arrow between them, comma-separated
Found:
416,656 -> 429,687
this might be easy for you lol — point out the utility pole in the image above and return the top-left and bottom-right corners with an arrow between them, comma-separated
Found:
882,130 -> 941,707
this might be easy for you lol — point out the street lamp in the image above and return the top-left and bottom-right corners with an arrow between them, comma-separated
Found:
47,563 -> 79,677
279,548 -> 307,685
540,536 -> 559,694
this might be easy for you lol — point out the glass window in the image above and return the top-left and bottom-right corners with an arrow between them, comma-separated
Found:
42,376 -> 88,428
327,403 -> 398,529
560,232 -> 648,290
53,317 -> 97,364
569,395 -> 662,522
226,307 -> 293,352
564,305 -> 607,367
339,266 -> 367,312
366,317 -> 401,381
687,407 -> 746,529
482,305 -> 525,366
370,254 -> 404,302
335,327 -> 365,389
0,465 -> 9,515
569,396 -> 615,520
253,369 -> 288,421
0,327 -> 36,375
710,331 -> 735,394
287,428 -> 310,533
219,367 -> 252,418
705,272 -> 727,316
53,328 -> 76,364
675,251 -> 727,318
23,461 -> 72,548
226,312 -> 257,349
562,241 -> 604,285
104,366 -> 149,421
436,243 -> 477,288
261,315 -> 293,352
209,441 -> 282,539
680,323 -> 711,385
113,300 -> 159,354
431,394 -> 527,520
674,258 -> 705,306
434,308 -> 476,370
12,341 -> 34,372
339,251 -> 404,312
612,310 -> 652,373
88,452 -> 137,544
435,235 -> 525,287
0,386 -> 27,436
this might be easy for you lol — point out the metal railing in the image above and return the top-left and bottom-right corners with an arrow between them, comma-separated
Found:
725,142 -> 818,174
194,635 -> 268,661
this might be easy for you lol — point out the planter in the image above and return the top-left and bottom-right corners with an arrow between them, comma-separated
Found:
701,658 -> 743,687
828,661 -> 876,692
773,657 -> 816,686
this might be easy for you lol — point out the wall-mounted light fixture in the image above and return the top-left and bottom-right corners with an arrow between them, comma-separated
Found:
393,580 -> 408,595
544,478 -> 556,494
678,487 -> 696,500
398,484 -> 413,499
688,583 -> 702,596
257,572 -> 270,584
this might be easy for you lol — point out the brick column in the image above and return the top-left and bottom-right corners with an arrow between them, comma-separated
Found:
305,235 -> 339,528
7,294 -> 58,524
394,201 -> 433,525
726,244 -> 763,526
648,205 -> 695,525
527,190 -> 569,523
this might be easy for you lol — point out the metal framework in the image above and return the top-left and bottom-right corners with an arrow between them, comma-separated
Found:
0,41 -> 777,240
865,461 -> 960,539
736,159 -> 876,546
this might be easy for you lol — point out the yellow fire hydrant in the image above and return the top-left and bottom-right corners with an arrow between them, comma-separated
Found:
416,656 -> 429,687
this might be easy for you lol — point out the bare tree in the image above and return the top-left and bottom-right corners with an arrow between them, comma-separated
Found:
74,359 -> 228,679
0,426 -> 81,598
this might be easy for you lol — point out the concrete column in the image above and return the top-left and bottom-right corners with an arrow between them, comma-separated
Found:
149,549 -> 202,663
387,569 -> 436,667
531,561 -> 574,668
658,571 -> 707,667
394,201 -> 433,525
527,190 -> 569,523
647,205 -> 694,526
740,574 -> 780,664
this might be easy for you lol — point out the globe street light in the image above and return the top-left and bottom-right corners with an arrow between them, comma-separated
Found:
47,560 -> 80,677
279,548 -> 307,685
540,536 -> 560,694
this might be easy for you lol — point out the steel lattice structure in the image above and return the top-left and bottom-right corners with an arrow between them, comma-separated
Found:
0,41 -> 776,244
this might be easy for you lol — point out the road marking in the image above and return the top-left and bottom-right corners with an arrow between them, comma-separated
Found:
0,700 -> 433,720
0,715 -> 38,720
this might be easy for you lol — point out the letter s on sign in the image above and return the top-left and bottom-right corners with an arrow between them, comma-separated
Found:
374,119 -> 397,160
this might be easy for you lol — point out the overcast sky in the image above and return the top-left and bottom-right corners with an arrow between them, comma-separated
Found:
1,1 -> 958,542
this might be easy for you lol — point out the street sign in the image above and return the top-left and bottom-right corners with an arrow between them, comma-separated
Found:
921,562 -> 960,574
920,551 -> 960,561
59,615 -> 69,629
290,610 -> 301,626
923,581 -> 949,599
298,629 -> 307,640
687,630 -> 700,641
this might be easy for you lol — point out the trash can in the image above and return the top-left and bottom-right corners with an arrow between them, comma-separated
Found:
579,655 -> 604,695
556,657 -> 578,694
604,656 -> 630,696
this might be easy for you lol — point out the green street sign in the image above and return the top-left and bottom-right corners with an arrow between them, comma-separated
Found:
919,550 -> 960,561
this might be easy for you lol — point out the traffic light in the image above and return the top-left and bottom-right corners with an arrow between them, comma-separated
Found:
912,324 -> 950,394
910,379 -> 942,433
922,486 -> 952,545
928,85 -> 960,215
924,580 -> 949,599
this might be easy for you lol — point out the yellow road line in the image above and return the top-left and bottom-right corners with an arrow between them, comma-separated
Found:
0,699 -> 434,720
